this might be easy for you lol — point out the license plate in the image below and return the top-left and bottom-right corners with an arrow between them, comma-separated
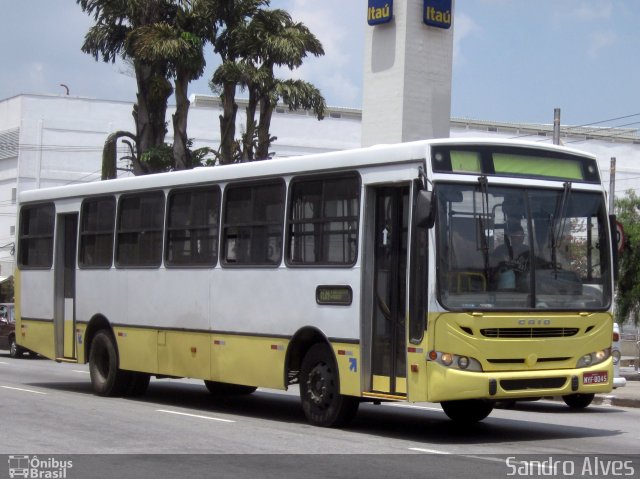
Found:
583,371 -> 608,385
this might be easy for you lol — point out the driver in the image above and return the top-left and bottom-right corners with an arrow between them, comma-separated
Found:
493,223 -> 529,265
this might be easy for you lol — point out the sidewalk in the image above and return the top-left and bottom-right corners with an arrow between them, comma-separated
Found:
590,367 -> 640,408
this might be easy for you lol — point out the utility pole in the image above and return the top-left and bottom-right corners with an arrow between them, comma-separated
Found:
553,108 -> 561,145
609,157 -> 616,213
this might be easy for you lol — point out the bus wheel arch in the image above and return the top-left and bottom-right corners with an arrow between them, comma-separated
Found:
285,326 -> 329,386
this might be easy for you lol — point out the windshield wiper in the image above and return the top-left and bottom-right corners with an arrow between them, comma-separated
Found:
477,176 -> 491,280
550,181 -> 572,273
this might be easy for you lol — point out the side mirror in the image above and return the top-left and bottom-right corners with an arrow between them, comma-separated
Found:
415,190 -> 435,229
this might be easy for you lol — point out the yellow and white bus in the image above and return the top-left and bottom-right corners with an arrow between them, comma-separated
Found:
15,138 -> 615,426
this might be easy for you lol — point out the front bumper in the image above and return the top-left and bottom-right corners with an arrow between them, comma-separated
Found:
426,357 -> 614,402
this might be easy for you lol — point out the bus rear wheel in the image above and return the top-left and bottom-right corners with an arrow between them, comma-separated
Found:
299,343 -> 359,427
204,381 -> 257,395
441,399 -> 494,423
89,330 -> 130,397
562,393 -> 594,409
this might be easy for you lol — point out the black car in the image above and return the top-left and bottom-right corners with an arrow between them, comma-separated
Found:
0,303 -> 25,358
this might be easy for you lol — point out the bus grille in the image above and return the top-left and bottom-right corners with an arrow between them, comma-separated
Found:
500,377 -> 567,391
481,328 -> 579,338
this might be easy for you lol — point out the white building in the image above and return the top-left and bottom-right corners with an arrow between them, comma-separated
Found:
1,92 -> 639,277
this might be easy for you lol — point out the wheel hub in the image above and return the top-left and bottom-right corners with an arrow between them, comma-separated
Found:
306,364 -> 330,406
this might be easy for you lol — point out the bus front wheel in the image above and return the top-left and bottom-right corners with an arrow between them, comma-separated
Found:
299,343 -> 359,427
441,399 -> 494,423
562,393 -> 594,409
89,330 -> 130,397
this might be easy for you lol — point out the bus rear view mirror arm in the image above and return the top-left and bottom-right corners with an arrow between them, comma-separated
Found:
416,190 -> 435,229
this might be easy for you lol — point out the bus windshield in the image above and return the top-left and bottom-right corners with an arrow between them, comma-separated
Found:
436,183 -> 611,311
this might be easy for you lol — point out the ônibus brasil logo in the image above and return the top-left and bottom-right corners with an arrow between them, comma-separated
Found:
8,455 -> 73,479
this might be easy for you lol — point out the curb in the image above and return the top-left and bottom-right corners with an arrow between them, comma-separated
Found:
592,394 -> 640,408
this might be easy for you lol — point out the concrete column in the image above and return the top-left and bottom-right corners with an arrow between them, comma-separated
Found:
362,0 -> 455,146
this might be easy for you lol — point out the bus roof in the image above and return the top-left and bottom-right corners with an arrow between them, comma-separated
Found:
19,138 -> 596,204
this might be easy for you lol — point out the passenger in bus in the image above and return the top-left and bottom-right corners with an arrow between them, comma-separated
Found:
493,223 -> 529,290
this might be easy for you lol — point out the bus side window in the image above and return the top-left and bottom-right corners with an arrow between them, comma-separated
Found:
287,173 -> 360,266
79,196 -> 116,268
18,202 -> 55,269
116,191 -> 165,268
165,187 -> 220,267
222,180 -> 285,266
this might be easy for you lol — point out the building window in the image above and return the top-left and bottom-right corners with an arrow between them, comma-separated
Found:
79,196 -> 116,268
165,186 -> 220,267
116,191 -> 165,267
222,181 -> 285,266
18,203 -> 55,268
287,173 -> 360,266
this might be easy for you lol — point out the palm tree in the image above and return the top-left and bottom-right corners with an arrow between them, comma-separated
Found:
127,0 -> 208,170
211,6 -> 325,162
78,0 -> 175,174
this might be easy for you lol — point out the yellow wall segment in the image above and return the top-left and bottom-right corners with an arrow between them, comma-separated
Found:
157,330 -> 211,379
211,335 -> 287,389
113,327 -> 158,374
331,343 -> 361,397
18,320 -> 55,359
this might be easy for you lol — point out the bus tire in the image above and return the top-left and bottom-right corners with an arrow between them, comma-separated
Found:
562,393 -> 594,409
441,399 -> 494,423
300,343 -> 359,427
89,330 -> 129,397
204,380 -> 257,395
9,335 -> 23,358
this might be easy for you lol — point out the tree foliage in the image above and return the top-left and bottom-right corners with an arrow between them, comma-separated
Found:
78,0 -> 326,174
614,190 -> 640,325
209,3 -> 325,163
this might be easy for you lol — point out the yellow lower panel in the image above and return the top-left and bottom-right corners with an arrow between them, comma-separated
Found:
331,343 -> 361,397
371,375 -> 406,395
426,358 -> 614,402
114,327 -> 158,374
211,335 -> 286,389
158,331 -> 210,379
372,375 -> 389,392
17,320 -> 55,359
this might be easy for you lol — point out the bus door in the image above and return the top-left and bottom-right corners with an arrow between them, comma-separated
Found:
54,213 -> 78,360
369,185 -> 409,396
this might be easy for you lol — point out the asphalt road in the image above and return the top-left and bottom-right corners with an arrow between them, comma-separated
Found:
1,352 -> 639,478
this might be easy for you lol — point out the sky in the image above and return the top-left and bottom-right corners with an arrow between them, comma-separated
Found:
1,0 -> 639,129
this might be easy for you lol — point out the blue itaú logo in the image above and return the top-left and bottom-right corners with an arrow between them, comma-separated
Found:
368,0 -> 392,26
424,0 -> 452,29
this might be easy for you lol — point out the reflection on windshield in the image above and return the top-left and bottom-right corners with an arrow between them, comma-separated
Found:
436,183 -> 611,310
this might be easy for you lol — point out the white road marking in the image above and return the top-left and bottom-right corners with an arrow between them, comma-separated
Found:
386,403 -> 442,412
409,447 -> 450,454
1,385 -> 47,395
0,361 -> 9,365
72,370 -> 90,374
156,409 -> 235,423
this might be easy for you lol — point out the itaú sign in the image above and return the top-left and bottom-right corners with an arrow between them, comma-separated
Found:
367,0 -> 393,25
424,0 -> 452,29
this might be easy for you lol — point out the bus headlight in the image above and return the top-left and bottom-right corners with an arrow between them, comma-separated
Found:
428,351 -> 483,372
576,348 -> 611,368
441,353 -> 453,366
